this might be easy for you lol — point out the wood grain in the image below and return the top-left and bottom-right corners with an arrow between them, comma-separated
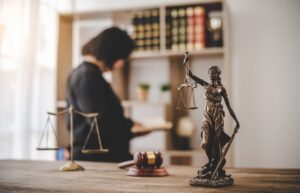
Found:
0,160 -> 299,193
56,15 -> 73,147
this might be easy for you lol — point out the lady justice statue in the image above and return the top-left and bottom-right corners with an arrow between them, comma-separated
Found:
177,52 -> 240,187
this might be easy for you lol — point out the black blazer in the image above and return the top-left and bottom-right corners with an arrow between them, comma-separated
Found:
66,61 -> 133,162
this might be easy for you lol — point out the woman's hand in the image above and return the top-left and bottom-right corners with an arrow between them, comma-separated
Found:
131,122 -> 151,137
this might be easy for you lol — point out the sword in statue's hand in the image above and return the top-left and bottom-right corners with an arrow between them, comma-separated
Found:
211,127 -> 239,180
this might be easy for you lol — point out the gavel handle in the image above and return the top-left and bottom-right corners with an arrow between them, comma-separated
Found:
118,160 -> 135,169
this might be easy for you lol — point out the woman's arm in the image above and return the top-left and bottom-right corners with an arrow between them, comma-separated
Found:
76,70 -> 134,140
221,87 -> 240,130
189,70 -> 209,86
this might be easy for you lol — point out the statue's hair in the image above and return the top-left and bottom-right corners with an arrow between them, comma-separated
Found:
208,66 -> 222,85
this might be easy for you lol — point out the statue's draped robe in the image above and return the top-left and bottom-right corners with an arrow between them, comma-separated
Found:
202,85 -> 230,167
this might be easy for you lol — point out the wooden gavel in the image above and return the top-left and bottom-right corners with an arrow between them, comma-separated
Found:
118,151 -> 163,169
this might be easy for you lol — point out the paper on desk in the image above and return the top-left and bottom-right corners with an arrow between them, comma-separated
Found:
131,117 -> 173,133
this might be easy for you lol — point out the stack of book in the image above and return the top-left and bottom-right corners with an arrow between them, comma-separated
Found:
166,5 -> 206,51
131,9 -> 160,51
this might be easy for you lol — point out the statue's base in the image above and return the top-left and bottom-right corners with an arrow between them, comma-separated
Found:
127,166 -> 168,177
190,176 -> 233,188
59,161 -> 85,171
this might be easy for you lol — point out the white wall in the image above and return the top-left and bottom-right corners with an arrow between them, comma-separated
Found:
128,58 -> 170,152
129,58 -> 170,103
227,0 -> 300,168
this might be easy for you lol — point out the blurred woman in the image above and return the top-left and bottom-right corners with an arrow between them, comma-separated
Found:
66,27 -> 148,162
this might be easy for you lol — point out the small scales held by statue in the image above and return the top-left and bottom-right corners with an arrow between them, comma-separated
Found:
36,106 -> 109,171
176,52 -> 240,188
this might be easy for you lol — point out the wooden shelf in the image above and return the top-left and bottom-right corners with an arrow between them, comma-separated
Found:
130,48 -> 224,59
59,0 -> 224,16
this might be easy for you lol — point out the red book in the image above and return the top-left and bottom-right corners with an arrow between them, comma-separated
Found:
186,7 -> 195,51
194,6 -> 205,50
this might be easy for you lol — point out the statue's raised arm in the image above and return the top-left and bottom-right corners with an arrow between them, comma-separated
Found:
188,70 -> 209,86
182,52 -> 209,87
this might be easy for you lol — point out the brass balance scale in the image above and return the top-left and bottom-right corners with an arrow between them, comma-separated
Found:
176,52 -> 198,110
36,106 -> 109,171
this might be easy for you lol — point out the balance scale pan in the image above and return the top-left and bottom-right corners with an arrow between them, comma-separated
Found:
82,149 -> 109,154
36,147 -> 60,151
176,107 -> 198,110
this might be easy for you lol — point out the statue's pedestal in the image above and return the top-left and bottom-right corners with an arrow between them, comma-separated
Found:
190,176 -> 234,188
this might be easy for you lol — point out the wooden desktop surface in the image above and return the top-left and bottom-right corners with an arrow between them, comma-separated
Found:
0,160 -> 299,193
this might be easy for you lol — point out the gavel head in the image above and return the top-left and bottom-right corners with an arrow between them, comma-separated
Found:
134,151 -> 163,169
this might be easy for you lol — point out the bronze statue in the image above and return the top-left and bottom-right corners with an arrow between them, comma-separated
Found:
177,52 -> 240,187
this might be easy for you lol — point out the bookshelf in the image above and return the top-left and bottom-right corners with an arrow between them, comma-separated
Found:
56,0 -> 231,158
131,48 -> 224,59
63,0 -> 225,64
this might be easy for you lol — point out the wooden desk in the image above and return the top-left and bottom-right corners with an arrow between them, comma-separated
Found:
0,160 -> 299,193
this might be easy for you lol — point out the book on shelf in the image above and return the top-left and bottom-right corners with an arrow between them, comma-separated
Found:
194,6 -> 206,50
129,3 -> 223,53
165,9 -> 172,50
186,6 -> 194,51
207,10 -> 223,47
131,8 -> 160,52
166,5 -> 206,52
178,8 -> 187,51
170,8 -> 178,51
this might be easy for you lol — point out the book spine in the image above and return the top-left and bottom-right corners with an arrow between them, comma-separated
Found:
131,14 -> 138,50
170,8 -> 178,51
186,7 -> 194,51
133,12 -> 145,51
194,6 -> 206,50
165,9 -> 172,50
151,9 -> 160,51
178,8 -> 187,51
144,10 -> 151,51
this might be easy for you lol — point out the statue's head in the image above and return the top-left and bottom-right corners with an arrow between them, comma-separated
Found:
208,66 -> 221,81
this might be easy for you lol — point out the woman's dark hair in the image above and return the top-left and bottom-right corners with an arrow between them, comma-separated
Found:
81,27 -> 134,68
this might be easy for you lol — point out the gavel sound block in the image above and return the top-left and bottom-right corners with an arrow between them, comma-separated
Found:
118,151 -> 168,177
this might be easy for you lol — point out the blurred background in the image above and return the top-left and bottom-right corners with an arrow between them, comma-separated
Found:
0,0 -> 299,169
